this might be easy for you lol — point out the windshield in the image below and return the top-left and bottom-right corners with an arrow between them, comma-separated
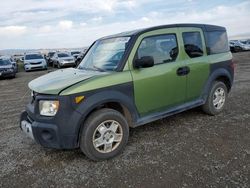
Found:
71,52 -> 80,55
48,52 -> 55,57
58,53 -> 70,58
0,59 -> 11,66
25,54 -> 43,60
78,37 -> 130,71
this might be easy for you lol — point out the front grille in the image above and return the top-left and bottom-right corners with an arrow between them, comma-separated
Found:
30,62 -> 42,65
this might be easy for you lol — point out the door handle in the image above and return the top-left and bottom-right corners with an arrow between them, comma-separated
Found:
176,66 -> 190,76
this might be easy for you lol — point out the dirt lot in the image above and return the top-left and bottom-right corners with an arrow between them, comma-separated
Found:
0,52 -> 249,188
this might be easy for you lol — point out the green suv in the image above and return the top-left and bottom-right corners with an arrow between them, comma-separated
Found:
20,24 -> 234,160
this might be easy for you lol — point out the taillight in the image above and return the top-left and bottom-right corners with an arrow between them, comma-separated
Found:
230,59 -> 236,72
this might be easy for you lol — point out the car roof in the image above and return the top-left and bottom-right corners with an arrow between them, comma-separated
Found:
100,23 -> 226,40
0,57 -> 10,60
57,51 -> 69,54
25,53 -> 42,55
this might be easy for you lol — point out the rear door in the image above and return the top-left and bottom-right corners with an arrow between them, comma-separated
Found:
179,28 -> 210,102
128,28 -> 187,116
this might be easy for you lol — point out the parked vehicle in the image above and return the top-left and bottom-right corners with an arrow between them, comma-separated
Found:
0,56 -> 18,72
239,40 -> 250,51
9,57 -> 18,72
20,24 -> 234,160
24,53 -> 47,72
230,40 -> 250,52
13,54 -> 24,62
75,50 -> 88,66
71,51 -> 81,60
46,51 -> 56,66
0,57 -> 16,78
51,52 -> 76,68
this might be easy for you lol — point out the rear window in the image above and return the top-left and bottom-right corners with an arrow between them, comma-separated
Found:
206,31 -> 229,54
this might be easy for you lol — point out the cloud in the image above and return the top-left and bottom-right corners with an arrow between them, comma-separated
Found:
91,17 -> 103,22
80,22 -> 87,27
0,26 -> 27,37
0,0 -> 250,49
58,20 -> 73,30
38,25 -> 52,33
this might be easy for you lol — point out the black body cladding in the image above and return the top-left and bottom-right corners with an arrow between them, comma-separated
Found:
21,82 -> 136,149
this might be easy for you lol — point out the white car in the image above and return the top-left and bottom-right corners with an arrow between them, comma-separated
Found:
51,52 -> 76,68
234,40 -> 250,51
24,53 -> 47,72
239,40 -> 250,50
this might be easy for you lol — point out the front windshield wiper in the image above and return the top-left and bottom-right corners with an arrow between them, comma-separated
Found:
78,65 -> 105,72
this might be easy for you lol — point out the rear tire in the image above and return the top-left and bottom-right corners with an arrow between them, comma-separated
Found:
202,81 -> 228,115
80,108 -> 129,161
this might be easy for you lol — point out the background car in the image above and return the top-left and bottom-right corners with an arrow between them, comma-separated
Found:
75,50 -> 88,66
46,51 -> 56,66
9,57 -> 18,72
13,54 -> 24,62
239,40 -> 250,51
230,40 -> 250,52
51,52 -> 75,68
0,57 -> 16,78
0,56 -> 18,73
23,53 -> 47,72
70,51 -> 81,61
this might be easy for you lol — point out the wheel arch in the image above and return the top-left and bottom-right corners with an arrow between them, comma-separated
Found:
74,90 -> 139,145
202,67 -> 233,100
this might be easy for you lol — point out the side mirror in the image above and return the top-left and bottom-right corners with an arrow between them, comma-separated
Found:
133,56 -> 154,69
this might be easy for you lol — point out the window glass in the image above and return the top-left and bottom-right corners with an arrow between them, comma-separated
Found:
206,31 -> 229,54
78,37 -> 130,71
183,32 -> 203,58
137,34 -> 178,65
0,59 -> 11,65
58,53 -> 70,58
25,54 -> 43,60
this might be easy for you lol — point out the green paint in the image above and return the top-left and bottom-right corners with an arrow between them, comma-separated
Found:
60,70 -> 132,95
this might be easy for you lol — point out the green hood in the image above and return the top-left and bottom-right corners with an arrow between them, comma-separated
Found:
28,68 -> 104,94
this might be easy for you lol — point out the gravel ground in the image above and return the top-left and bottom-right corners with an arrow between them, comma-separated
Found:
0,52 -> 249,188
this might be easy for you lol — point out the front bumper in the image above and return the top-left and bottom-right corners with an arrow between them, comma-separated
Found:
24,64 -> 47,71
60,61 -> 76,67
0,70 -> 15,77
20,94 -> 83,149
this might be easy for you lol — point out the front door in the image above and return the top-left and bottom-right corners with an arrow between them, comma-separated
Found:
129,29 -> 187,116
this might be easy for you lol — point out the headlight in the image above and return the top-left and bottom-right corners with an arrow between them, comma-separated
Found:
39,100 -> 59,116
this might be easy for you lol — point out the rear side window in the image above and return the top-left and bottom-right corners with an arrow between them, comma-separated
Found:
206,31 -> 229,54
137,34 -> 178,65
183,32 -> 203,58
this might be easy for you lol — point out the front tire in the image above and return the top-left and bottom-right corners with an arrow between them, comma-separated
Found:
202,81 -> 228,115
80,108 -> 129,161
57,62 -> 61,69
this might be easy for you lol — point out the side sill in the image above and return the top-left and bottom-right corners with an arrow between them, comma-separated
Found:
133,99 -> 205,127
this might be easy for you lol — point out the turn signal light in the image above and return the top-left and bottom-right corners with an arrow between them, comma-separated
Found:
75,96 -> 85,104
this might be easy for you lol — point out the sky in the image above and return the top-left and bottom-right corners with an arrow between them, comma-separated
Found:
0,0 -> 250,49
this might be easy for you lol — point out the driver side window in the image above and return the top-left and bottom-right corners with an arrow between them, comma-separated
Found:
137,34 -> 178,65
